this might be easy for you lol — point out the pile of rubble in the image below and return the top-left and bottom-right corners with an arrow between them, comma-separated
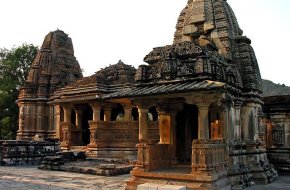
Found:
38,151 -> 135,176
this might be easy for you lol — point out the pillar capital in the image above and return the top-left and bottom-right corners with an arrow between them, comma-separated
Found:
196,103 -> 210,109
89,102 -> 102,110
74,109 -> 83,114
234,99 -> 244,108
62,103 -> 74,110
138,107 -> 149,113
123,104 -> 133,121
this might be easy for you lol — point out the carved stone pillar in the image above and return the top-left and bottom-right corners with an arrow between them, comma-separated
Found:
88,103 -> 101,148
61,105 -> 73,148
123,105 -> 132,121
241,103 -> 255,141
18,105 -> 25,132
54,105 -> 61,139
227,103 -> 235,143
75,109 -> 83,129
104,107 -> 112,121
234,100 -> 243,140
197,103 -> 210,139
138,108 -> 149,143
91,103 -> 101,122
158,111 -> 170,144
16,104 -> 25,140
63,106 -> 72,123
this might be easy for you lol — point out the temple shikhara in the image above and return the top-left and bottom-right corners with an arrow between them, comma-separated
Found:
14,0 -> 290,189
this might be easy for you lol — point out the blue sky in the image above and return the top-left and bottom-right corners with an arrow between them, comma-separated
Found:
1,0 -> 289,86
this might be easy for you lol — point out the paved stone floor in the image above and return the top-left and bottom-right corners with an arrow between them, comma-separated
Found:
0,166 -> 289,190
0,166 -> 128,190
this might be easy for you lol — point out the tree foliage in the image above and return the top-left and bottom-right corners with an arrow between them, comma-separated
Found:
0,43 -> 38,140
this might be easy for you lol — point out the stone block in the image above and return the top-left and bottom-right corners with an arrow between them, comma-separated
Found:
158,184 -> 186,190
190,14 -> 205,24
137,183 -> 160,190
99,164 -> 116,169
204,22 -> 214,31
183,25 -> 198,35
137,183 -> 187,190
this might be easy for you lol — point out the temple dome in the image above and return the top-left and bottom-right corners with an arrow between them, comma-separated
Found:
96,60 -> 136,86
24,30 -> 82,96
172,0 -> 262,94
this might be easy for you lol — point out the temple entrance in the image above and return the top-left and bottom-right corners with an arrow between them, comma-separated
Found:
176,104 -> 198,164
82,105 -> 93,145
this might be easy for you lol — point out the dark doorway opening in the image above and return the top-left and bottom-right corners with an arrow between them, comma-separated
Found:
82,105 -> 93,145
176,104 -> 198,164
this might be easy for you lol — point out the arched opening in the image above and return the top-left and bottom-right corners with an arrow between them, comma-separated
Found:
176,104 -> 198,164
111,104 -> 125,121
82,105 -> 93,145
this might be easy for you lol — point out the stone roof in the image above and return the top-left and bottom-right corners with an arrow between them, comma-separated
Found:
66,74 -> 97,88
100,80 -> 229,100
50,60 -> 136,103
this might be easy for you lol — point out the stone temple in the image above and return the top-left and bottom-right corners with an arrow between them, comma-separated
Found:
16,0 -> 290,189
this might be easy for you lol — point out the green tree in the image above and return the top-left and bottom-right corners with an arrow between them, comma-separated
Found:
0,43 -> 38,140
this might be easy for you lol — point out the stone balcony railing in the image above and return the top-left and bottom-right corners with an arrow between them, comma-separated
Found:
192,139 -> 226,173
88,121 -> 159,148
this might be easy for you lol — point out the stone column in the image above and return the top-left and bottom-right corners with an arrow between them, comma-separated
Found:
88,103 -> 101,148
104,107 -> 112,121
61,105 -> 73,148
16,104 -> 25,140
54,105 -> 61,139
18,105 -> 25,132
234,101 -> 243,140
75,109 -> 83,129
158,111 -> 170,144
74,109 -> 83,145
197,103 -> 210,139
138,108 -> 149,143
123,105 -> 132,121
241,103 -> 254,141
63,106 -> 72,123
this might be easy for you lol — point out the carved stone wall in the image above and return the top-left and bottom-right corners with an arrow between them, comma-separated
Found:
263,95 -> 290,174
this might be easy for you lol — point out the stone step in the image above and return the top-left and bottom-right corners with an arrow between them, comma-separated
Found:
137,183 -> 186,190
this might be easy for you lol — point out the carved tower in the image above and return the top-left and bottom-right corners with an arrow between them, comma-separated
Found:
17,30 -> 82,140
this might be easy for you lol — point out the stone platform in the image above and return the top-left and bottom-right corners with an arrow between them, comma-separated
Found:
0,166 -> 289,190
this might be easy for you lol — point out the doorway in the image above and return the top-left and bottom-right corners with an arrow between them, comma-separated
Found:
82,105 -> 93,145
176,104 -> 198,164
